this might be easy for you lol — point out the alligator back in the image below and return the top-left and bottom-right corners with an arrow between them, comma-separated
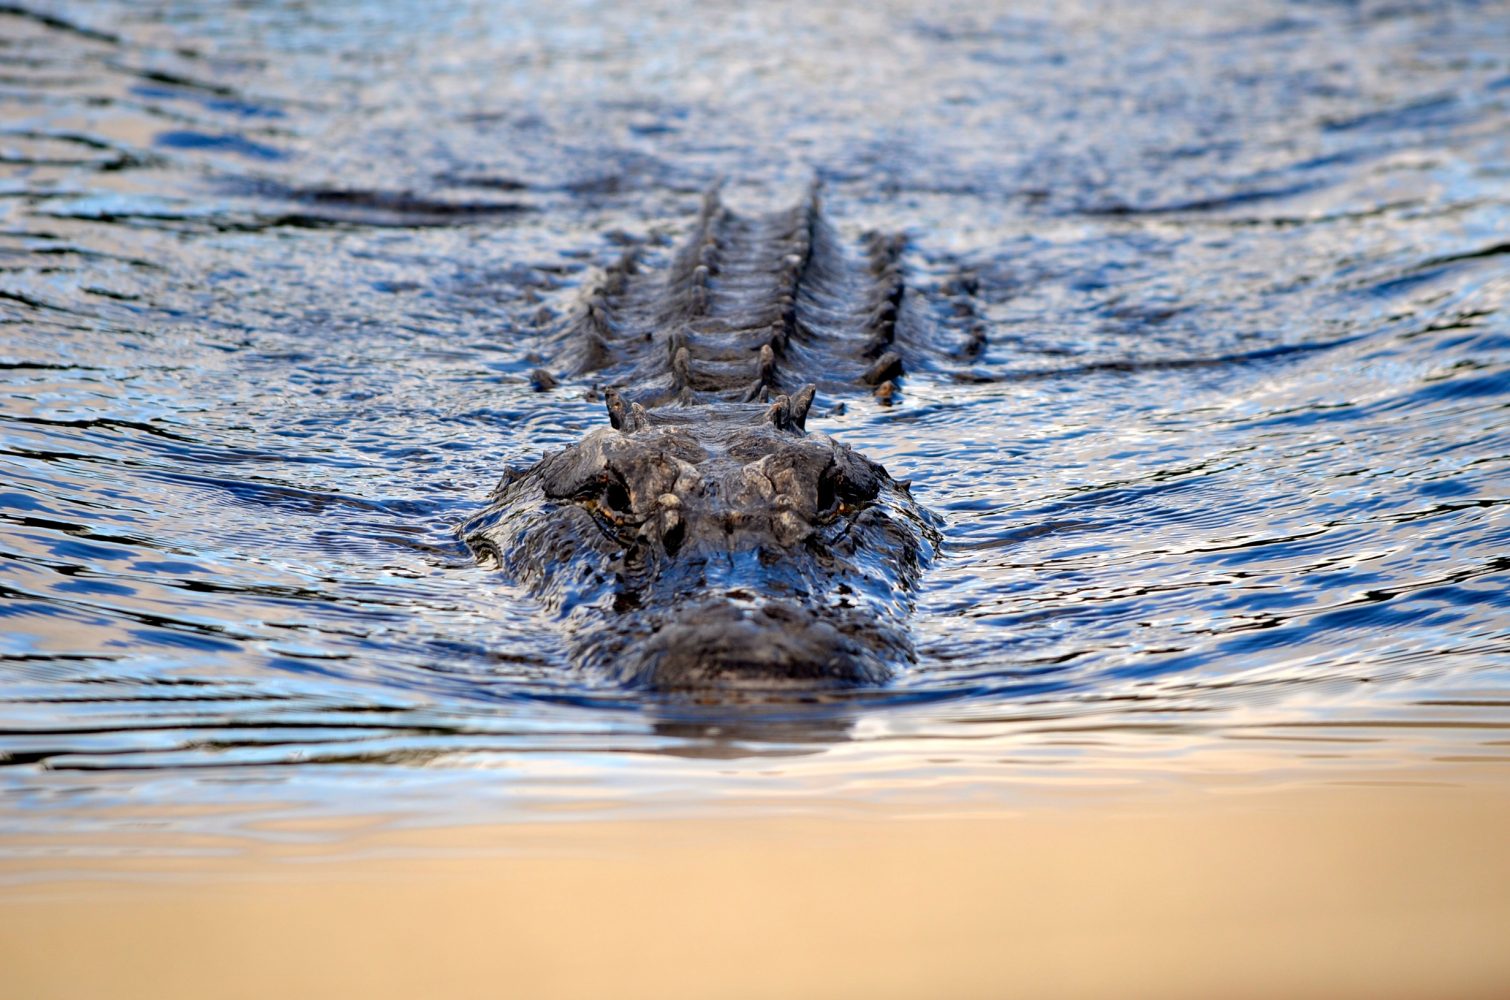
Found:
558,185 -> 915,404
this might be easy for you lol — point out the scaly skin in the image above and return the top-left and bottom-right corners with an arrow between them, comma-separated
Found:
462,186 -> 941,691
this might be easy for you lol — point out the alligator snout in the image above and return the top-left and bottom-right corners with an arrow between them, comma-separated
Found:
625,597 -> 893,691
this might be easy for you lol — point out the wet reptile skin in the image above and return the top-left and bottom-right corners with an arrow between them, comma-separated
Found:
462,186 -> 942,691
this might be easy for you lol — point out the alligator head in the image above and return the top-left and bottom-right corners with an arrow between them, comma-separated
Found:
462,386 -> 936,692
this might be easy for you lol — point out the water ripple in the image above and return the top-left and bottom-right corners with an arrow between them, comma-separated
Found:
0,0 -> 1507,834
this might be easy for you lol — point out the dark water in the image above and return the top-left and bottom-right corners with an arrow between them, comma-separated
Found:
2,0 -> 1508,837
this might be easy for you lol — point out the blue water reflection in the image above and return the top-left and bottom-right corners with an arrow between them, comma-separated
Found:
0,0 -> 1506,836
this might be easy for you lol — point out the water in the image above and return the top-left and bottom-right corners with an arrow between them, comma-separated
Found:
2,0 -> 1508,843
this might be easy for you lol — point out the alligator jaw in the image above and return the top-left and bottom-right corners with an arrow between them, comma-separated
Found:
620,597 -> 897,691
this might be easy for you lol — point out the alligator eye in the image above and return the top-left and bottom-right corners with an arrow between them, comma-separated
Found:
816,463 -> 878,519
602,477 -> 633,515
570,472 -> 633,519
817,472 -> 838,516
661,515 -> 685,557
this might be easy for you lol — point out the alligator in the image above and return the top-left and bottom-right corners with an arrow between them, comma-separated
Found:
461,184 -> 944,691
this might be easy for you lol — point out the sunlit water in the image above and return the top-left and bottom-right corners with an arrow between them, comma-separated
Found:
2,0 -> 1507,845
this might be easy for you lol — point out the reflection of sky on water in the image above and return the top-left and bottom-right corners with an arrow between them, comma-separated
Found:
0,0 -> 1507,839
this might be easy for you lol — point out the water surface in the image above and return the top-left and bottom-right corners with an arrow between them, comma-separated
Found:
2,0 -> 1508,844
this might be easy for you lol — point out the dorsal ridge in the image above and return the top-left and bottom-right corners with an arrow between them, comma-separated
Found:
557,184 -> 914,405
